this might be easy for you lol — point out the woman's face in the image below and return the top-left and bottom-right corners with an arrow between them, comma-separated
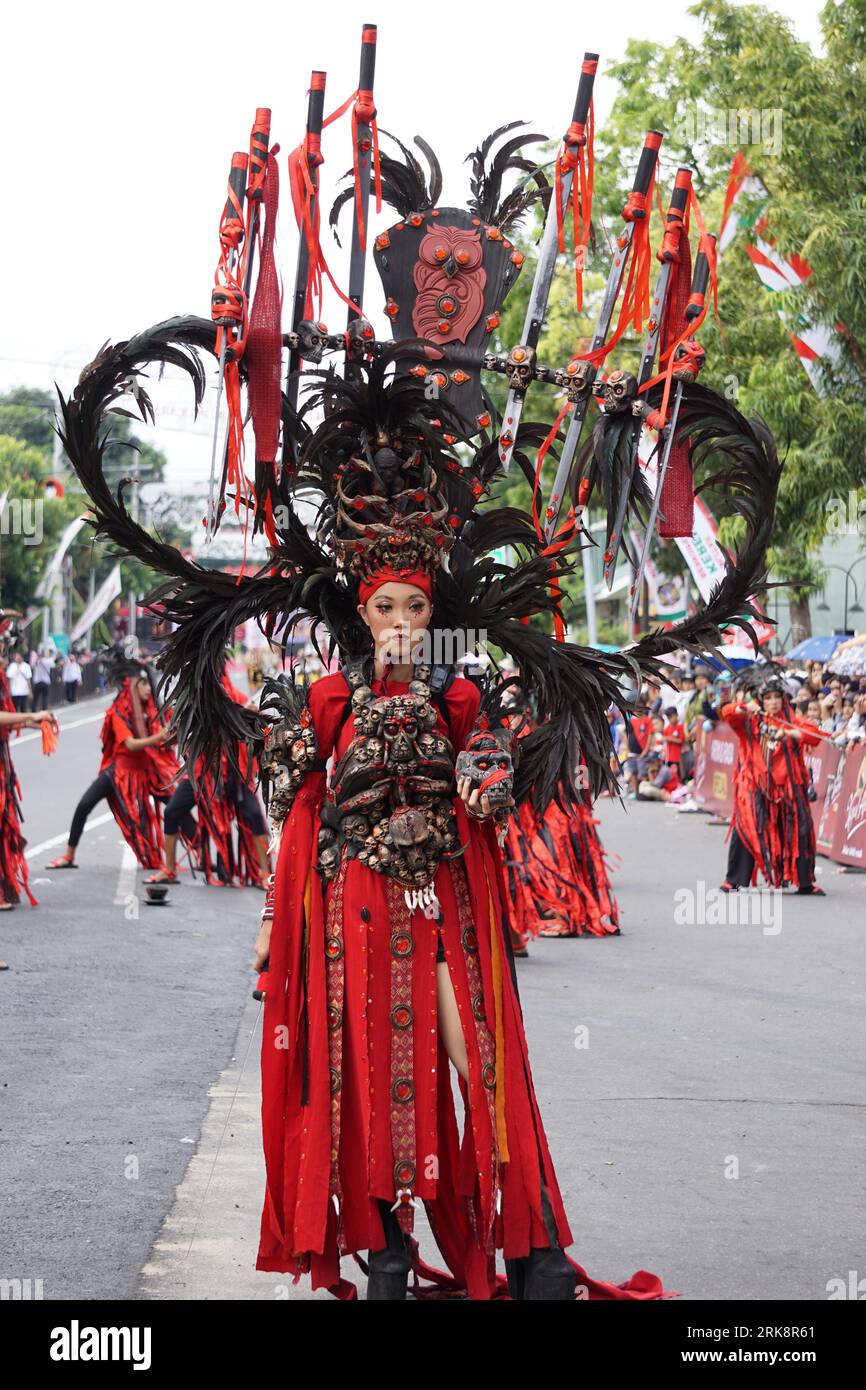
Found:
762,691 -> 784,716
358,581 -> 432,664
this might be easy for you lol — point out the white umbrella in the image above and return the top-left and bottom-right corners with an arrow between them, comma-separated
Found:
827,643 -> 866,678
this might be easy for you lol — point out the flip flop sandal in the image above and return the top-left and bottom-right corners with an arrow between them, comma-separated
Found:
47,856 -> 78,869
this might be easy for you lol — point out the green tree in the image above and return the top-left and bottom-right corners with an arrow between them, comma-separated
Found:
0,387 -> 57,454
0,387 -> 185,626
600,0 -> 866,640
484,0 -> 866,644
0,435 -> 81,612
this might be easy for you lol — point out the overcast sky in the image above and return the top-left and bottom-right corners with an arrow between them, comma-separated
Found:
2,0 -> 822,491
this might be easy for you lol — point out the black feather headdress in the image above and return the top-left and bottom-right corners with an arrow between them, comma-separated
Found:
59,313 -> 783,814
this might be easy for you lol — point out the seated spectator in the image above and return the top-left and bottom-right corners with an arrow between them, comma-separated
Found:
622,702 -> 654,798
663,705 -> 688,777
638,748 -> 682,801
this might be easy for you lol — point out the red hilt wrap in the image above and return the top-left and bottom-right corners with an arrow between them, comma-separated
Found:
686,232 -> 716,323
247,108 -> 272,202
659,166 -> 692,264
555,52 -> 598,311
221,152 -> 249,252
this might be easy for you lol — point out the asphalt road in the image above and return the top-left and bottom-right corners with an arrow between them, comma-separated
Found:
0,694 -> 265,1300
2,719 -> 864,1301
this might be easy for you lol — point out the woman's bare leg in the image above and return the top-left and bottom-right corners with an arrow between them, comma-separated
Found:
436,960 -> 469,1083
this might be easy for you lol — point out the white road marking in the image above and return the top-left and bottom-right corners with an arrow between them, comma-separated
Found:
25,813 -> 115,859
113,841 -> 139,907
12,709 -> 108,747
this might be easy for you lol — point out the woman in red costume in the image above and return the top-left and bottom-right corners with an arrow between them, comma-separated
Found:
48,648 -> 177,872
720,673 -> 824,895
251,569 -> 660,1300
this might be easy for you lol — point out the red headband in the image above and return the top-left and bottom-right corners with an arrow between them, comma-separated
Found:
358,568 -> 432,605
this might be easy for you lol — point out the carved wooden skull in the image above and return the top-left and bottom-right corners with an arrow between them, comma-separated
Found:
600,369 -> 638,413
389,807 -> 430,847
296,319 -> 330,363
505,344 -> 536,393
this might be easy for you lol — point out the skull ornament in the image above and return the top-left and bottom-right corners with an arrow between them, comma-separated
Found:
600,369 -> 638,414
389,807 -> 430,847
505,344 -> 536,393
295,319 -> 330,363
346,315 -> 375,358
556,357 -> 593,403
455,730 -> 514,811
381,702 -> 421,763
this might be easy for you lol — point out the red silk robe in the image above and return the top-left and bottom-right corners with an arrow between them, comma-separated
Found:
504,795 -> 619,942
257,671 -> 666,1300
186,674 -> 264,886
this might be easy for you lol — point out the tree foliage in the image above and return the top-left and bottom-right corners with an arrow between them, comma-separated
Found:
483,0 -> 866,639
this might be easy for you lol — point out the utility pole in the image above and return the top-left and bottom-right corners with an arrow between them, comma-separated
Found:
128,460 -> 140,639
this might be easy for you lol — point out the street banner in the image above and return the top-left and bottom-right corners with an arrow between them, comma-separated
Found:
34,514 -> 90,600
70,564 -> 123,643
802,741 -> 842,836
628,527 -> 688,621
829,742 -> 866,868
639,450 -> 773,644
692,722 -> 737,817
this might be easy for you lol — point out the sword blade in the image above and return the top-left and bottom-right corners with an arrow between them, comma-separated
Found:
499,166 -> 577,472
628,382 -> 684,623
542,224 -> 636,542
603,256 -> 676,587
205,335 -> 229,540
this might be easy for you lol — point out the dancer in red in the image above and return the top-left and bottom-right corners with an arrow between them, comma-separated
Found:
146,665 -> 269,888
0,612 -> 60,928
721,672 -> 824,895
251,575 -> 655,1301
502,691 -> 619,943
47,647 -> 176,872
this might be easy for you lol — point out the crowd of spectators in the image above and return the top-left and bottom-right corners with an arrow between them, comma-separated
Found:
0,645 -> 103,710
606,654 -> 866,810
790,659 -> 866,747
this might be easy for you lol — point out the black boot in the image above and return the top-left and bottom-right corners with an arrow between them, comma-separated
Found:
366,1199 -> 412,1301
505,1255 -> 526,1300
522,1186 -> 576,1301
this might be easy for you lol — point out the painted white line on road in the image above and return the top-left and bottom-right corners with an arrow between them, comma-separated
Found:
13,709 -> 108,747
113,841 -> 139,907
25,813 -> 115,860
